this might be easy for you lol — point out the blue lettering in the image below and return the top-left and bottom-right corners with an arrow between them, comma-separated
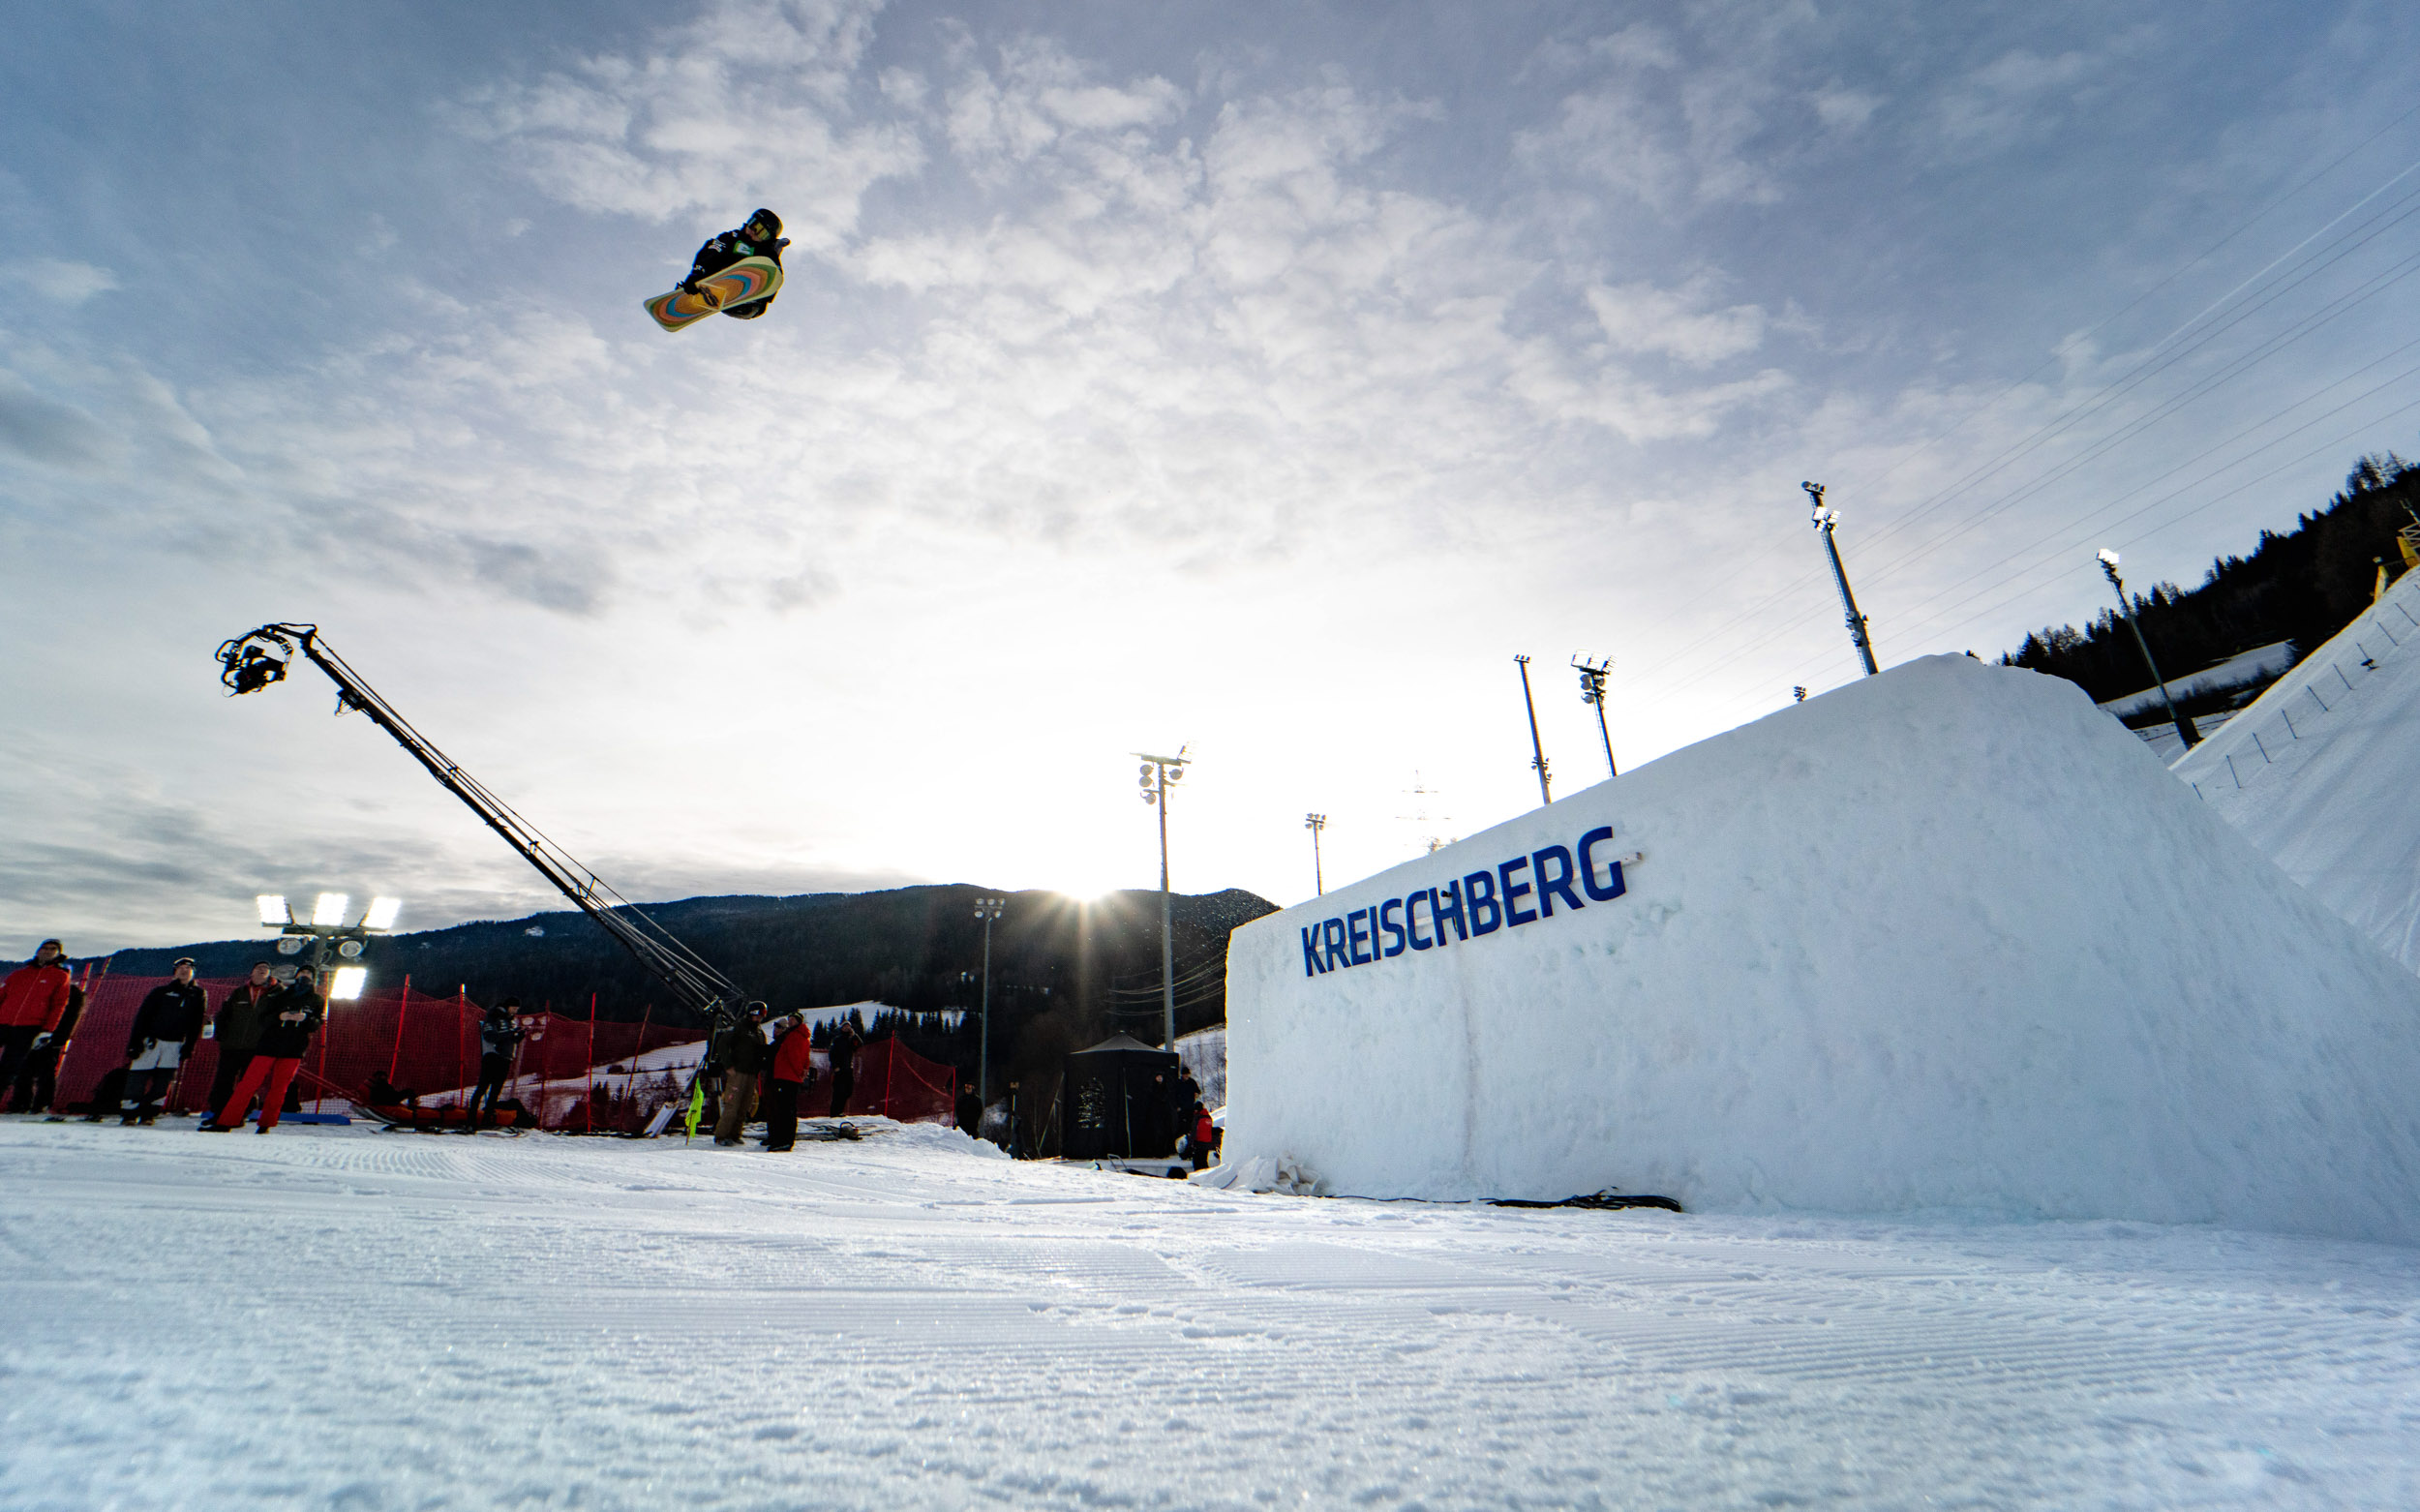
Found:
1322,917 -> 1351,972
1465,870 -> 1501,935
1578,826 -> 1627,901
1532,844 -> 1584,918
1378,898 -> 1407,957
1499,856 -> 1537,926
1301,925 -> 1327,976
1405,892 -> 1433,951
1434,883 -> 1467,943
1347,908 -> 1374,966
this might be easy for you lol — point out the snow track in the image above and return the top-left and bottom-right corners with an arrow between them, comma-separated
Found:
2,1121 -> 2415,1508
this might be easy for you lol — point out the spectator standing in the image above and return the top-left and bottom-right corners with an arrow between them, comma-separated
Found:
210,968 -> 323,1134
711,1003 -> 770,1147
119,958 -> 206,1125
955,1078 -> 983,1139
761,1013 -> 814,1152
0,941 -> 73,1105
1187,1104 -> 1219,1171
204,963 -> 274,1124
16,977 -> 84,1116
468,999 -> 527,1132
826,1020 -> 862,1117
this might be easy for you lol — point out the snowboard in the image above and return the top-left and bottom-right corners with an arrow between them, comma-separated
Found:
644,257 -> 783,332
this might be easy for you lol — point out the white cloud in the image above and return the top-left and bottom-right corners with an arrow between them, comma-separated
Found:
451,0 -> 923,250
0,258 -> 118,304
1586,279 -> 1768,365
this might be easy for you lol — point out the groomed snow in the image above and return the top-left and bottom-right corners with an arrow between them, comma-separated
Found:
2172,564 -> 2420,973
7,1120 -> 2420,1508
1225,655 -> 2420,1241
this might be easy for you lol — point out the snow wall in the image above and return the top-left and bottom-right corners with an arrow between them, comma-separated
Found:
2171,562 -> 2420,974
1223,655 -> 2420,1243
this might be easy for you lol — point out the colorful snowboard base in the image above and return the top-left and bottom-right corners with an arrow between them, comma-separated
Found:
644,256 -> 783,332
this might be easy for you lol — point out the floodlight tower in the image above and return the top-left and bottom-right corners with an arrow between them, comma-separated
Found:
254,891 -> 403,1002
971,894 -> 1006,1100
1134,749 -> 1190,1048
1513,655 -> 1553,806
1572,652 -> 1618,777
1304,813 -> 1327,896
1802,482 -> 1880,677
2097,550 -> 2200,748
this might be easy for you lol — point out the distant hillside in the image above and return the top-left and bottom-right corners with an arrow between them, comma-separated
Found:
109,884 -> 1278,1093
2004,452 -> 2419,713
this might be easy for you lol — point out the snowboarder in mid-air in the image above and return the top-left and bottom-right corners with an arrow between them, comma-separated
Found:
645,209 -> 790,331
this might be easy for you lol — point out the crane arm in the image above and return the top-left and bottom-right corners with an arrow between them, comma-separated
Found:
215,622 -> 741,1023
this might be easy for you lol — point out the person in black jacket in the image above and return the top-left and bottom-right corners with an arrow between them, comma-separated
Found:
711,1003 -> 770,1146
210,969 -> 323,1134
469,999 -> 527,1132
678,208 -> 788,318
203,962 -> 275,1126
954,1079 -> 983,1139
826,1020 -> 861,1116
120,958 -> 207,1125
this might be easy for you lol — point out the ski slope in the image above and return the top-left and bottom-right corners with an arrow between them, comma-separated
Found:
1226,656 -> 2420,1239
1,1120 -> 2416,1509
2172,565 -> 2420,973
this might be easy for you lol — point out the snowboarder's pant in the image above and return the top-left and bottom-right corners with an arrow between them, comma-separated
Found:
0,1025 -> 40,1107
714,1070 -> 758,1143
469,1054 -> 510,1129
762,1077 -> 801,1151
221,1056 -> 302,1131
11,1042 -> 62,1115
121,1067 -> 176,1119
827,1070 -> 853,1117
208,1049 -> 255,1119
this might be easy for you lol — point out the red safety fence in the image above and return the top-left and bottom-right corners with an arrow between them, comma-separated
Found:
46,976 -> 961,1133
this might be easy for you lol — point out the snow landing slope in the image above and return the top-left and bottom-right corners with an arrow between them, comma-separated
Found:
1225,655 -> 2420,1243
2172,562 -> 2420,973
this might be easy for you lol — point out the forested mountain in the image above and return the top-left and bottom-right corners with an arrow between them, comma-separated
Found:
2003,453 -> 2420,710
110,884 -> 1278,1093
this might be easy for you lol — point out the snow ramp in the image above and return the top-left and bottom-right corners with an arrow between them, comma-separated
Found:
1224,654 -> 2420,1243
2171,563 -> 2420,974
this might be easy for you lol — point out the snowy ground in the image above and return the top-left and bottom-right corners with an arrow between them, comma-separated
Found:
3,1121 -> 2417,1509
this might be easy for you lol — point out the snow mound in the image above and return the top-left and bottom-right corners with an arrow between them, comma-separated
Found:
2171,565 -> 2420,973
845,1115 -> 1011,1161
1224,655 -> 2420,1244
1190,1153 -> 1322,1194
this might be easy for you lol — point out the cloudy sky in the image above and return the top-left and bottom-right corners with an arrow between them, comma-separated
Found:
6,0 -> 2418,956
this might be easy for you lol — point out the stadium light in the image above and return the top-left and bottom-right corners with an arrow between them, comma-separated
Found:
312,892 -> 350,926
363,896 -> 403,931
1134,749 -> 1191,1046
328,966 -> 369,1001
257,894 -> 289,926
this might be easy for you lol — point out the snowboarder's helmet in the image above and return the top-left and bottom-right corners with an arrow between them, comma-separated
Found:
745,208 -> 781,237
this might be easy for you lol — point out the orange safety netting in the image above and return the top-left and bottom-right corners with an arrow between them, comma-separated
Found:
46,975 -> 962,1133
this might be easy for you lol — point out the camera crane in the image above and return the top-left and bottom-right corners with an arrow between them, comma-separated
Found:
214,623 -> 744,1065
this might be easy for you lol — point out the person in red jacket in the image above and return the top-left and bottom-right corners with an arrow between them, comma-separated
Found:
0,941 -> 73,1108
760,1012 -> 816,1152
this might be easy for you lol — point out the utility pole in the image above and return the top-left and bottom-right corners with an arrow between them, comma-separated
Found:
2097,550 -> 2199,748
1135,749 -> 1189,1048
1304,813 -> 1327,895
1514,655 -> 1553,805
1572,653 -> 1617,777
972,895 -> 1005,1101
1802,482 -> 1880,677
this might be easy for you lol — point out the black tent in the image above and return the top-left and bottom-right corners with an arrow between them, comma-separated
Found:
1061,1033 -> 1183,1159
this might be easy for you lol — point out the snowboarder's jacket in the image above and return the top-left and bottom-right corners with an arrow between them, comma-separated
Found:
712,1014 -> 770,1077
212,983 -> 273,1055
478,1012 -> 526,1061
682,224 -> 789,318
770,1021 -> 816,1084
128,980 -> 208,1061
254,983 -> 324,1059
0,961 -> 72,1032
